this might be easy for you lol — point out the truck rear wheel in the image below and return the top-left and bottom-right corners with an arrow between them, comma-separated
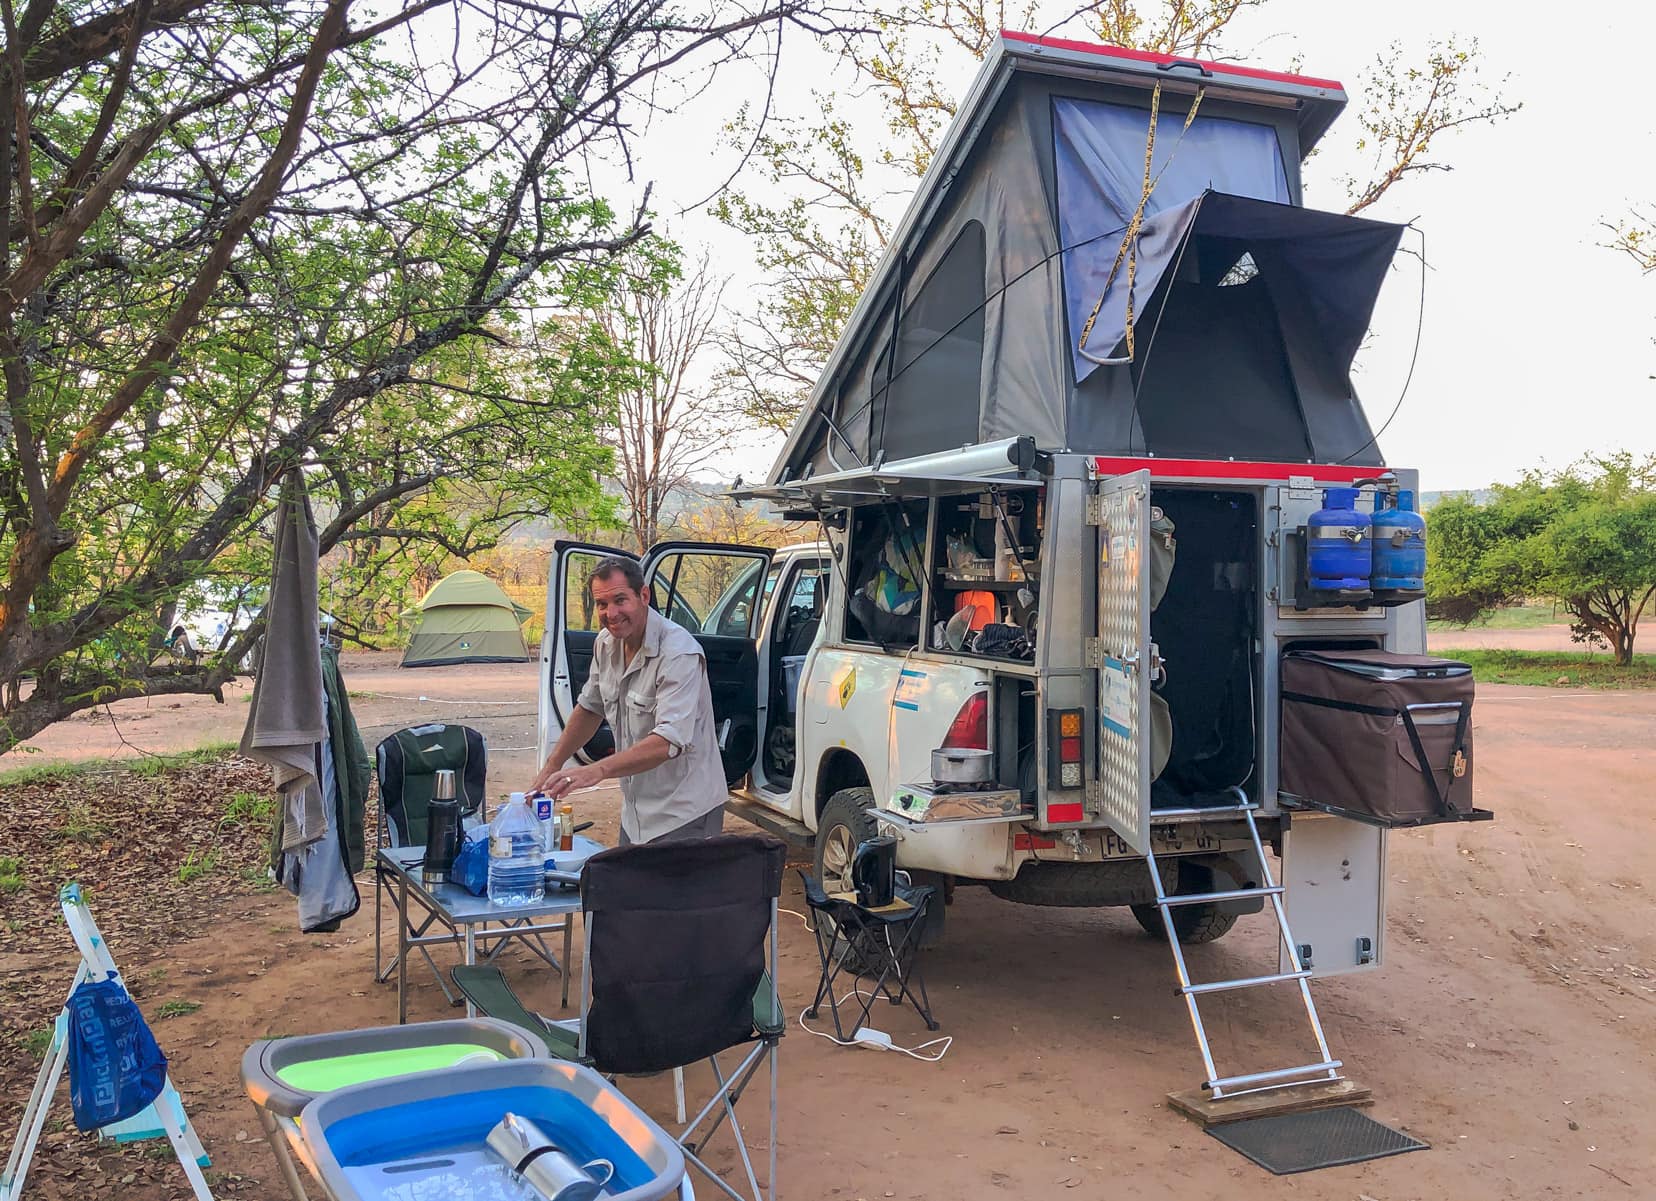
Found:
1130,862 -> 1238,945
811,788 -> 878,976
814,787 -> 877,895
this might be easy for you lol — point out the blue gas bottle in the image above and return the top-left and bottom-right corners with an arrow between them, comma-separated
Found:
1306,486 -> 1372,594
1371,488 -> 1426,593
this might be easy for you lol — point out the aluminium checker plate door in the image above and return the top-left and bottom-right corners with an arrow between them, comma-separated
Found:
1094,469 -> 1153,853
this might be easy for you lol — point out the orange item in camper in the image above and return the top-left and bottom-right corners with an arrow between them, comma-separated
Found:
954,591 -> 996,631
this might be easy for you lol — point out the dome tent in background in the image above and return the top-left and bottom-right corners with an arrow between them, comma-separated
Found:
401,570 -> 532,667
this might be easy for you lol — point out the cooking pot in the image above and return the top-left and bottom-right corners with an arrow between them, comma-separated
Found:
932,747 -> 994,786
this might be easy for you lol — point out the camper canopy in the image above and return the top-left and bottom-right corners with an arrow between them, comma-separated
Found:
769,32 -> 1404,487
402,570 -> 531,668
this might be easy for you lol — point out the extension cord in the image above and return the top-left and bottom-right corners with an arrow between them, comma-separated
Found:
852,1026 -> 892,1050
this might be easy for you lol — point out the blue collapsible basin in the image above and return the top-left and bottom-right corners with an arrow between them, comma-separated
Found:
299,1058 -> 686,1201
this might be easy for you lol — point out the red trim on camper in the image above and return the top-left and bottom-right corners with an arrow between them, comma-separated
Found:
1014,832 -> 1058,851
1093,457 -> 1377,483
1044,802 -> 1086,824
1001,31 -> 1344,92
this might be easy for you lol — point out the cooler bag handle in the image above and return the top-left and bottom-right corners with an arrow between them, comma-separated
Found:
1400,701 -> 1471,819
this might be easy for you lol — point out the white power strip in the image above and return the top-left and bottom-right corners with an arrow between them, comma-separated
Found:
852,1026 -> 892,1050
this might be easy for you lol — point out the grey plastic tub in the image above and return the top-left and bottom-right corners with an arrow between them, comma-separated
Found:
298,1058 -> 686,1201
242,1018 -> 550,1119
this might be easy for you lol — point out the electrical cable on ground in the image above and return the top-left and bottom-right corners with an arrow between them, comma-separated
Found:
795,992 -> 953,1062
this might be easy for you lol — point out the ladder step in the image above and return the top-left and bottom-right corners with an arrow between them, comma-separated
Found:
1159,885 -> 1281,908
1205,1061 -> 1343,1092
1180,969 -> 1312,996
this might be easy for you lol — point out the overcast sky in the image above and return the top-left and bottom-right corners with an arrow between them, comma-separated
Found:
608,1 -> 1655,493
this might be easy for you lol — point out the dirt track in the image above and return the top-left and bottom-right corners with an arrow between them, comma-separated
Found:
4,649 -> 1654,1199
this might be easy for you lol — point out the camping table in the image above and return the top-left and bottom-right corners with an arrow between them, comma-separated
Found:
376,839 -> 600,1024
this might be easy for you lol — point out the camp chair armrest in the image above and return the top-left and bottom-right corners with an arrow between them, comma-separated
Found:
450,965 -> 582,1060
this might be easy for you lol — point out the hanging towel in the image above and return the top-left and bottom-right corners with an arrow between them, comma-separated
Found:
240,469 -> 326,850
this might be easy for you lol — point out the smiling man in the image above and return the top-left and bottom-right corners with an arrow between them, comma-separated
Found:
531,557 -> 727,844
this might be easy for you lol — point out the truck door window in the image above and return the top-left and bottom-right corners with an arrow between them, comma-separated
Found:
652,552 -> 764,638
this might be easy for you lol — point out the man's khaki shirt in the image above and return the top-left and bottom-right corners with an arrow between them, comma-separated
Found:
576,607 -> 727,843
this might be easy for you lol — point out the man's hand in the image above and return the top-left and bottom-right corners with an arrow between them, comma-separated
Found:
527,756 -> 567,796
544,762 -> 605,800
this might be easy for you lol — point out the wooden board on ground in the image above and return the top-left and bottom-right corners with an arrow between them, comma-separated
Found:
1167,1078 -> 1372,1126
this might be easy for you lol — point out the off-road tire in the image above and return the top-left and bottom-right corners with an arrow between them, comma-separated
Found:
1129,863 -> 1238,945
814,787 -> 878,896
811,788 -> 879,977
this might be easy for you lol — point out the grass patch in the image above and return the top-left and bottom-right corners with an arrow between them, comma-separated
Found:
0,758 -> 107,788
0,740 -> 242,788
23,1028 -> 53,1059
222,790 -> 275,825
176,848 -> 220,884
57,805 -> 112,844
129,740 -> 241,778
238,864 -> 277,893
155,999 -> 202,1019
1428,602 -> 1561,632
1436,648 -> 1656,689
0,855 -> 23,894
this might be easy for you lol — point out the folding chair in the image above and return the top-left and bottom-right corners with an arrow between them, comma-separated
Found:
373,723 -> 487,1001
3,885 -> 214,1201
800,871 -> 939,1041
453,833 -> 787,1201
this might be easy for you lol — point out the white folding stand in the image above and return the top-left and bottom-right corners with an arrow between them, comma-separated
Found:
1,884 -> 214,1201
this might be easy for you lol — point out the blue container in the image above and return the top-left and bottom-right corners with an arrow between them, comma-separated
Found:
299,1059 -> 686,1201
1306,487 -> 1372,593
1372,488 -> 1426,592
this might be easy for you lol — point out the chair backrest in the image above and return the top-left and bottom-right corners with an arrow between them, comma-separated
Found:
581,833 -> 785,1075
375,723 -> 487,846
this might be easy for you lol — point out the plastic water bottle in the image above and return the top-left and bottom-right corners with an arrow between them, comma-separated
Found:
487,793 -> 544,908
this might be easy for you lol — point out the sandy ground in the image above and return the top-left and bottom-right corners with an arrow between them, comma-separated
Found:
4,647 -> 1655,1200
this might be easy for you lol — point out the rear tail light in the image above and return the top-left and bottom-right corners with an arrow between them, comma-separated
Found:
941,691 -> 989,750
1049,708 -> 1084,789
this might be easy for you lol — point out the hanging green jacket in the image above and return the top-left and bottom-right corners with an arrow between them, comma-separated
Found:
268,645 -> 369,875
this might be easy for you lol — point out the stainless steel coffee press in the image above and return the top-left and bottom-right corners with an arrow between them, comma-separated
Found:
485,1111 -> 614,1201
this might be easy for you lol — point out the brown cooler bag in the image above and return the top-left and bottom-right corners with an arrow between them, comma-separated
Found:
1280,649 -> 1477,826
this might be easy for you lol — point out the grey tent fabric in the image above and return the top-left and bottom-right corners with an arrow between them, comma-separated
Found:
240,469 -> 326,852
770,37 -> 1399,484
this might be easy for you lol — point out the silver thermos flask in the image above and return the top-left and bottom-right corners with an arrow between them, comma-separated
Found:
485,1112 -> 614,1201
422,768 -> 463,886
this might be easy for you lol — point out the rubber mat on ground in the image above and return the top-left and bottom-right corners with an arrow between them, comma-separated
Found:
1207,1106 -> 1427,1175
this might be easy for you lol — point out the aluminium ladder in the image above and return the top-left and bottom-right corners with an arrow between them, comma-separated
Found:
1146,790 -> 1342,1100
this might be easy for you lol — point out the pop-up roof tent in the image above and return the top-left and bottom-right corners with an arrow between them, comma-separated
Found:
768,32 -> 1407,487
401,570 -> 532,667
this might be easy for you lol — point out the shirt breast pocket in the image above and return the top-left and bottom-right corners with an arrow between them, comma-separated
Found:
625,692 -> 656,737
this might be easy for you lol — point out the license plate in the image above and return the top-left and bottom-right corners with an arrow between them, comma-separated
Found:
1101,825 -> 1222,859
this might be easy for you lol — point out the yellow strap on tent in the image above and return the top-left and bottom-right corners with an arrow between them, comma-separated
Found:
1076,82 -> 1207,366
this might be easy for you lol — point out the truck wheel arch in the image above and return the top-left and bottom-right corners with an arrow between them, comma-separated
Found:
812,747 -> 870,830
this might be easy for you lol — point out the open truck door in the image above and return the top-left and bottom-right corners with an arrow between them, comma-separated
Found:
1093,469 -> 1154,852
540,540 -> 636,766
640,541 -> 774,787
